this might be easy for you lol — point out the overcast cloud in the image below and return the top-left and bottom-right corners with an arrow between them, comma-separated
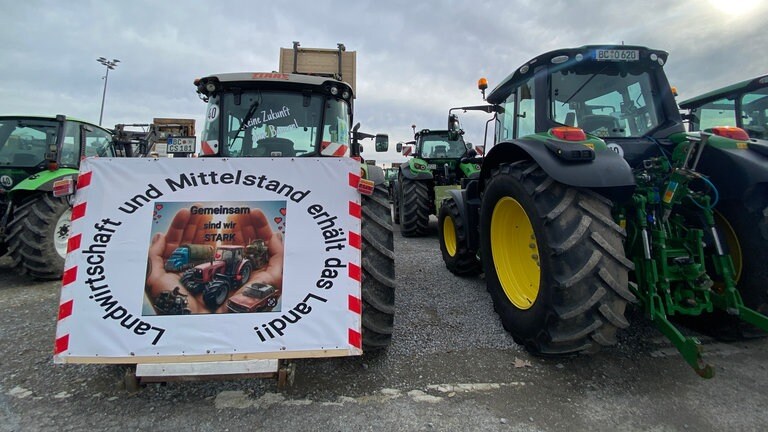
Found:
1,0 -> 766,163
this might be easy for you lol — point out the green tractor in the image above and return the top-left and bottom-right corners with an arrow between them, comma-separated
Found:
438,45 -> 768,377
0,115 -> 116,279
193,72 -> 395,351
678,74 -> 768,336
392,129 -> 481,237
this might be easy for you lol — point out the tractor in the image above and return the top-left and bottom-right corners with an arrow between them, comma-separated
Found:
0,115 -> 116,279
678,74 -> 768,336
438,45 -> 768,377
179,245 -> 253,310
192,59 -> 395,350
392,129 -> 481,236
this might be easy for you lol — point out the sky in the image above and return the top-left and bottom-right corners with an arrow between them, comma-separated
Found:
1,0 -> 766,165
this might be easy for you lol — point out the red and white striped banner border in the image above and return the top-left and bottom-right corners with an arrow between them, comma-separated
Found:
347,171 -> 363,350
54,170 -> 92,356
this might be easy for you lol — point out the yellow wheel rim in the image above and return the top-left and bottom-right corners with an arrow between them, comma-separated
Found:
715,211 -> 742,283
491,197 -> 540,310
443,215 -> 457,257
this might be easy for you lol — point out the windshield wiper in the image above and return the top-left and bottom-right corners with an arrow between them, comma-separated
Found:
229,96 -> 261,148
561,65 -> 608,107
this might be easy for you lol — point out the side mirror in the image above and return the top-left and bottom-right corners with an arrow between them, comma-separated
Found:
375,134 -> 389,152
448,113 -> 462,141
396,142 -> 403,153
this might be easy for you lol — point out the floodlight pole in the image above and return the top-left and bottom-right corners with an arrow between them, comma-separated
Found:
97,57 -> 120,126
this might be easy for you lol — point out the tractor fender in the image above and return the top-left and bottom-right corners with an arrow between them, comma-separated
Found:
8,168 -> 79,199
446,188 -> 469,240
481,139 -> 636,202
399,161 -> 433,181
696,145 -> 768,206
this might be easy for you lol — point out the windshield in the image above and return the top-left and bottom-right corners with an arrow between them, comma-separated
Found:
201,90 -> 351,157
418,133 -> 468,158
0,118 -> 58,167
742,87 -> 768,139
550,66 -> 662,138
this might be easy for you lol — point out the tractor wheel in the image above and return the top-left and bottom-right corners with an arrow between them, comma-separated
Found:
6,194 -> 71,280
717,201 -> 768,314
238,261 -> 253,288
180,270 -> 203,294
438,197 -> 481,276
686,200 -> 768,338
399,177 -> 430,237
203,280 -> 230,310
391,181 -> 401,225
361,183 -> 396,351
479,161 -> 635,355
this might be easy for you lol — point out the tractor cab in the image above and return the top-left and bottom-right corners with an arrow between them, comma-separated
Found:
0,115 -> 115,191
482,45 -> 685,167
680,74 -> 768,141
195,73 -> 386,158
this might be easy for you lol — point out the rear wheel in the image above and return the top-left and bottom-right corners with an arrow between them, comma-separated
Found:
688,200 -> 768,338
438,197 -> 480,276
361,183 -> 396,351
238,261 -> 252,288
399,177 -> 430,237
480,161 -> 634,355
6,194 -> 71,280
391,180 -> 401,225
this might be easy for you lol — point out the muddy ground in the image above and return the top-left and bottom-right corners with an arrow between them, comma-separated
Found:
1,219 -> 767,431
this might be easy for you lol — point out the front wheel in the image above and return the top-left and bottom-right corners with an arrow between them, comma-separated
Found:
6,194 -> 71,280
361,183 -> 396,351
479,161 -> 635,355
438,197 -> 481,276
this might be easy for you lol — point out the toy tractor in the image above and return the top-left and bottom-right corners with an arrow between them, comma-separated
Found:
439,45 -> 768,377
164,243 -> 215,272
192,57 -> 395,350
179,245 -> 253,310
393,129 -> 481,237
0,115 -> 116,279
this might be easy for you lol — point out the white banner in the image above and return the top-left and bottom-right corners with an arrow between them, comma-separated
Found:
54,157 -> 363,363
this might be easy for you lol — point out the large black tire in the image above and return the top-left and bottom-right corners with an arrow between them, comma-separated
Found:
438,197 -> 481,276
399,177 -> 430,237
479,161 -> 635,355
685,200 -> 768,339
6,194 -> 71,280
361,183 -> 396,351
718,201 -> 768,314
391,180 -> 401,225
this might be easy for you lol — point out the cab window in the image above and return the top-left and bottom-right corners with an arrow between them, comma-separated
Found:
517,78 -> 536,138
85,127 -> 114,157
60,122 -> 81,166
741,88 -> 768,139
694,97 -> 736,131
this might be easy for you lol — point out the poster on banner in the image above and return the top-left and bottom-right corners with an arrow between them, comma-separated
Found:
54,157 -> 362,363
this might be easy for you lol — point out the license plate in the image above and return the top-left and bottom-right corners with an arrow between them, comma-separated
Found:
167,137 -> 196,153
595,49 -> 639,62
426,164 -> 437,170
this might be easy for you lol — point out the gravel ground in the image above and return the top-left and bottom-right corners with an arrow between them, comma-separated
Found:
1,216 -> 768,431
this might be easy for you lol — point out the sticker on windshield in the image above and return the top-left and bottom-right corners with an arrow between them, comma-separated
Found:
607,143 -> 624,157
207,105 -> 219,121
0,175 -> 12,188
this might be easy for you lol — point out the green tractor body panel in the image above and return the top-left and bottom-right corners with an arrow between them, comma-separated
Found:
433,184 -> 461,212
8,168 -> 79,197
402,157 -> 433,179
443,44 -> 768,377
